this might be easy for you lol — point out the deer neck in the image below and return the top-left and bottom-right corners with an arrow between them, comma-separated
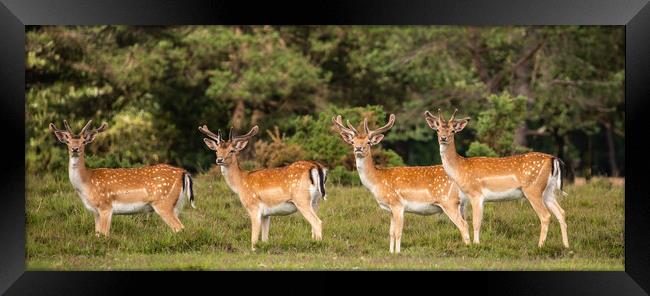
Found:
220,155 -> 244,194
68,154 -> 91,192
355,151 -> 379,190
439,140 -> 465,182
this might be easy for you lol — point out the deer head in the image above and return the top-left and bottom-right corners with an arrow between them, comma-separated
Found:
49,120 -> 108,158
332,114 -> 395,158
424,108 -> 470,146
199,124 -> 259,166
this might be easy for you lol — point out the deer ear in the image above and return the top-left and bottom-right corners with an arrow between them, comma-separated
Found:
424,114 -> 441,131
234,140 -> 249,151
452,118 -> 470,132
83,132 -> 101,144
368,134 -> 384,146
50,124 -> 70,144
339,132 -> 354,144
203,138 -> 218,150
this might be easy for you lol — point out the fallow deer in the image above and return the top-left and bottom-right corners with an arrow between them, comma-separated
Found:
49,120 -> 195,236
199,125 -> 327,251
424,109 -> 568,248
332,114 -> 470,253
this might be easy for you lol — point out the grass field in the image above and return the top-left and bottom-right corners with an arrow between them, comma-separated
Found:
26,171 -> 624,270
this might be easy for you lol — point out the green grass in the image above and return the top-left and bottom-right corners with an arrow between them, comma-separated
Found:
26,172 -> 624,270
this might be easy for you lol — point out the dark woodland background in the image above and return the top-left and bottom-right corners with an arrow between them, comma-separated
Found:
25,26 -> 624,184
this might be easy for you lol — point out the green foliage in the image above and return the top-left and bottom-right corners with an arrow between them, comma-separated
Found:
466,142 -> 499,158
327,166 -> 361,186
101,108 -> 166,166
25,26 -> 624,177
202,27 -> 324,107
471,91 -> 529,155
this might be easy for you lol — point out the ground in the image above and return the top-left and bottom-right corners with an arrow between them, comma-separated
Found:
26,171 -> 624,270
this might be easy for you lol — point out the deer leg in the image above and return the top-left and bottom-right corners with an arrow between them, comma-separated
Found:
248,206 -> 262,251
523,187 -> 552,247
93,211 -> 101,236
388,212 -> 396,253
545,198 -> 569,248
440,202 -> 471,245
97,208 -> 113,237
469,196 -> 484,244
169,182 -> 186,230
261,216 -> 271,242
295,201 -> 323,241
460,197 -> 470,220
152,203 -> 184,232
391,206 -> 404,254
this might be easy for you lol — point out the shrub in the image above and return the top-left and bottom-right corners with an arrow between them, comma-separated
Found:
470,91 -> 529,156
254,126 -> 306,168
327,166 -> 361,186
466,141 -> 499,158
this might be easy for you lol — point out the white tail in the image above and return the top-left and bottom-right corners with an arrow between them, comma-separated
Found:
183,173 -> 196,209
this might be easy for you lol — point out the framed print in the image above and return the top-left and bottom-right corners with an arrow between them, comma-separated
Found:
1,0 -> 648,294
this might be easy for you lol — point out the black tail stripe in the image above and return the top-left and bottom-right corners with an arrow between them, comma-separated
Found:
317,167 -> 326,197
188,174 -> 194,204
551,158 -> 557,176
308,169 -> 315,186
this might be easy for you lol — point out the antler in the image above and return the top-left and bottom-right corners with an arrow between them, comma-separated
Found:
83,122 -> 108,135
228,127 -> 234,141
346,120 -> 359,135
49,121 -> 66,133
367,114 -> 396,137
363,118 -> 370,135
438,108 -> 445,122
63,120 -> 74,134
198,125 -> 222,142
449,108 -> 458,122
53,120 -> 107,136
232,126 -> 259,142
332,115 -> 357,135
79,120 -> 93,135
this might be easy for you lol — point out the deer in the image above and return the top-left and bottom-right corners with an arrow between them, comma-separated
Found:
198,124 -> 327,251
49,120 -> 195,236
424,109 -> 569,248
332,114 -> 470,254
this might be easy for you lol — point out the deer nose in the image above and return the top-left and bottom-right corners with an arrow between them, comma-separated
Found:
440,136 -> 448,142
216,158 -> 224,163
71,147 -> 80,152
354,147 -> 363,152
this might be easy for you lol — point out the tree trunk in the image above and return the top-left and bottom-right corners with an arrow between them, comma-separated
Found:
231,100 -> 246,130
604,121 -> 620,177
512,29 -> 538,147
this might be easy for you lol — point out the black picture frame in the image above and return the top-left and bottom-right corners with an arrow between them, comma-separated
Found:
1,0 -> 648,294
